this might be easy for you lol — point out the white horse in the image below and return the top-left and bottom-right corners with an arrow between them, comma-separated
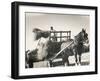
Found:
36,37 -> 49,60
26,28 -> 50,68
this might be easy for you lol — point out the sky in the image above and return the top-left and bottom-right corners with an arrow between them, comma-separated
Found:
25,12 -> 90,50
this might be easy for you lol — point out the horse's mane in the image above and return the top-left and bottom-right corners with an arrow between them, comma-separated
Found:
74,31 -> 84,44
33,28 -> 50,40
74,29 -> 88,45
33,28 -> 42,32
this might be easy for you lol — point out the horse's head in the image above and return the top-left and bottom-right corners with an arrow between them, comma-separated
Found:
81,28 -> 89,44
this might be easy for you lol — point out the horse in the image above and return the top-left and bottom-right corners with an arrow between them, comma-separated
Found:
25,28 -> 50,68
61,29 -> 89,66
26,28 -> 64,68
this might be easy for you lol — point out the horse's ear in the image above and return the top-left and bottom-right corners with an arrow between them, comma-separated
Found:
84,29 -> 86,32
82,28 -> 84,32
82,28 -> 86,32
86,33 -> 88,36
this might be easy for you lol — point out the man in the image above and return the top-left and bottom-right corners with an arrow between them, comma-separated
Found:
50,26 -> 57,42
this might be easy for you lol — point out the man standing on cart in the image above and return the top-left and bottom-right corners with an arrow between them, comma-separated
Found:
50,26 -> 57,42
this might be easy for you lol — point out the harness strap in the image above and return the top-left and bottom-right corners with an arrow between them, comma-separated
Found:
50,41 -> 74,61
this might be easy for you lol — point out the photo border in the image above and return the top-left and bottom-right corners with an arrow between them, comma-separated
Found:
11,1 -> 98,79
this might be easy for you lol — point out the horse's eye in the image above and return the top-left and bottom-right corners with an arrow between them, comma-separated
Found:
85,34 -> 88,37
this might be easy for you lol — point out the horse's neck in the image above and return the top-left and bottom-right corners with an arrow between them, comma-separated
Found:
74,33 -> 82,45
37,37 -> 49,48
37,37 -> 49,60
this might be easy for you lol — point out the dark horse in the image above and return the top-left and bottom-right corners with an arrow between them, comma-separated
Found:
61,29 -> 89,66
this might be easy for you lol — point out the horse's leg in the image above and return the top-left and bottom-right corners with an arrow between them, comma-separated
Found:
62,58 -> 65,66
62,51 -> 69,66
75,54 -> 79,65
62,56 -> 67,66
73,49 -> 78,65
62,52 -> 66,66
64,58 -> 68,67
66,56 -> 69,66
29,62 -> 33,68
64,59 -> 67,66
63,55 -> 69,66
49,60 -> 53,67
28,57 -> 33,68
78,47 -> 82,65
79,54 -> 81,65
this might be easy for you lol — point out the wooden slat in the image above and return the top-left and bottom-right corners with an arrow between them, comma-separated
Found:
50,36 -> 70,38
49,30 -> 71,42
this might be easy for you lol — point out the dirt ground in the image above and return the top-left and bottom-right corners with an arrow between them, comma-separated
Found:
33,52 -> 90,68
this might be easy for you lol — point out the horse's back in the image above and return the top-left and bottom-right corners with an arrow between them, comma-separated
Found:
61,39 -> 74,49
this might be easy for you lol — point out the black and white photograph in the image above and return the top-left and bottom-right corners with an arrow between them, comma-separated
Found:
25,13 -> 90,68
11,2 -> 97,79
